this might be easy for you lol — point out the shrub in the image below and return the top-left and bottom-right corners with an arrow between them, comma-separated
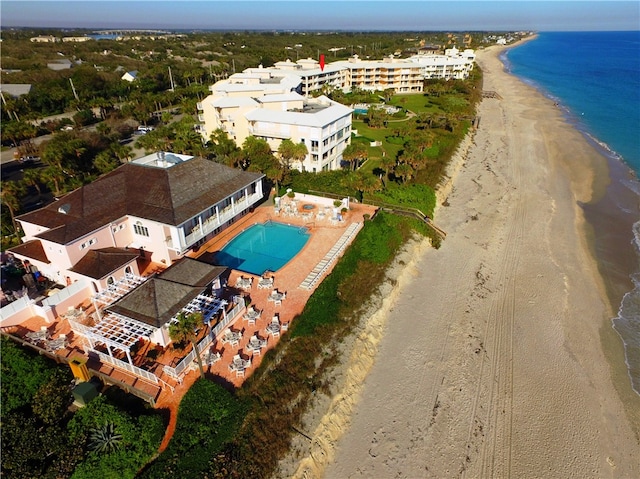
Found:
0,336 -> 58,415
140,380 -> 246,478
67,395 -> 163,479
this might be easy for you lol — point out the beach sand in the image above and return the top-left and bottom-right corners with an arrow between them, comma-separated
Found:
279,40 -> 640,479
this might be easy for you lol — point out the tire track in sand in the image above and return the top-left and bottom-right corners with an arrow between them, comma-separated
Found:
462,105 -> 521,479
478,111 -> 526,479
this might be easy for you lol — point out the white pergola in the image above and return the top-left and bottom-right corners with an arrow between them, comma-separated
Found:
171,293 -> 228,325
92,273 -> 148,309
85,312 -> 156,364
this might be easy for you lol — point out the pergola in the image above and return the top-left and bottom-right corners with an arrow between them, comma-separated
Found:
85,312 -> 156,364
171,293 -> 228,325
92,273 -> 148,310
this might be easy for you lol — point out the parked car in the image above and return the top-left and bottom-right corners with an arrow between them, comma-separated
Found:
19,156 -> 40,164
137,126 -> 155,133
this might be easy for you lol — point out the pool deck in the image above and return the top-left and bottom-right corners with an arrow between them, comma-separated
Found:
2,194 -> 377,413
179,196 -> 377,381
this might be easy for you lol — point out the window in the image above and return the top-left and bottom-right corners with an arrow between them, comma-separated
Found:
133,222 -> 149,237
80,237 -> 97,250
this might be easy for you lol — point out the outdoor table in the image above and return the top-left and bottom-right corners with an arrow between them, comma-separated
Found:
222,330 -> 242,346
266,322 -> 281,336
26,330 -> 48,342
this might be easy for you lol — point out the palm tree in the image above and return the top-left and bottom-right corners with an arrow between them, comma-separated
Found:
346,170 -> 381,202
89,423 -> 122,454
169,311 -> 206,380
394,163 -> 413,184
21,169 -> 43,198
380,154 -> 396,181
0,181 -> 25,239
342,142 -> 367,171
40,166 -> 66,197
277,139 -> 308,170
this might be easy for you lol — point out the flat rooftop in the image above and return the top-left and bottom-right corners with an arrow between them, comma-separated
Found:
132,152 -> 194,169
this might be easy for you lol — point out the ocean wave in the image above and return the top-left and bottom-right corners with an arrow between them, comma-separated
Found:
612,272 -> 640,396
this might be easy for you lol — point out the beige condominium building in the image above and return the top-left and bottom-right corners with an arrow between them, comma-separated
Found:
198,69 -> 353,172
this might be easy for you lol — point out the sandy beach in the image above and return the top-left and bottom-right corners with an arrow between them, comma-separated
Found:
281,40 -> 640,479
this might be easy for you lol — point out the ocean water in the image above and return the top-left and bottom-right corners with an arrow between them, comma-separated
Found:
503,31 -> 640,395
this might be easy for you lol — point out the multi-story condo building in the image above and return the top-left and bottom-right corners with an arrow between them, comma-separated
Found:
251,48 -> 476,97
10,152 -> 264,293
269,58 -> 350,96
198,71 -> 352,172
407,47 -> 476,80
333,55 -> 424,93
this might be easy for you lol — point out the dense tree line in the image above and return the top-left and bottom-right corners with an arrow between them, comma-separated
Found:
0,337 -> 164,479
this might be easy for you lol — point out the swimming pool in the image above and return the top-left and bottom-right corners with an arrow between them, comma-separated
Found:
215,221 -> 310,275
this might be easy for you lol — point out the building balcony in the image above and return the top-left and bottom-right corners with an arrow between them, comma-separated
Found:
197,102 -> 203,111
183,193 -> 261,247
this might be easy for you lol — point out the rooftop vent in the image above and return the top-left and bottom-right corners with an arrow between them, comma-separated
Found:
58,204 -> 71,214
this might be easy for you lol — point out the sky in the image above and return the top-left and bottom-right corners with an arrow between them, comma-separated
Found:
1,1 -> 639,32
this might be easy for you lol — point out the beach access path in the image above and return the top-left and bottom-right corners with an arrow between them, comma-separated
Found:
285,40 -> 640,479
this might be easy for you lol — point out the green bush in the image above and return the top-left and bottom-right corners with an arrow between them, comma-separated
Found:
140,379 -> 246,478
0,336 -> 58,415
385,135 -> 406,145
373,183 -> 436,218
68,395 -> 163,479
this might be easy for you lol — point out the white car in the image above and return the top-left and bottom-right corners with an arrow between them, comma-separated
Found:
137,126 -> 155,133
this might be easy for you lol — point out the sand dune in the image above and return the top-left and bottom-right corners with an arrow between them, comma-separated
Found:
277,41 -> 640,479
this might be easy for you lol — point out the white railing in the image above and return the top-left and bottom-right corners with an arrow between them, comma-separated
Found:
68,318 -> 92,336
162,301 -> 244,379
171,332 -> 214,377
183,193 -> 261,246
90,350 -> 159,385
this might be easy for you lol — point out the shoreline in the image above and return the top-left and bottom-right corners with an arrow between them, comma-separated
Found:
281,37 -> 640,478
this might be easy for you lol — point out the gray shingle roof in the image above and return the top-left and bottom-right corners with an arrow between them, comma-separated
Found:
17,157 -> 264,245
69,247 -> 139,280
106,257 -> 226,328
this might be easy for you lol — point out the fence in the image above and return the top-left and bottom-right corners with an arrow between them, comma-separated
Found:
2,331 -> 162,406
0,295 -> 33,325
163,301 -> 244,380
89,350 -> 159,385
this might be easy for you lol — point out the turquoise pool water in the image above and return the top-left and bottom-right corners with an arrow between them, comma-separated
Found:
215,221 -> 310,275
354,108 -> 368,115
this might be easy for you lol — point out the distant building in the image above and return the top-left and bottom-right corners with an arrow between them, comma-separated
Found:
30,35 -> 58,43
62,36 -> 92,43
47,59 -> 73,71
0,84 -> 32,98
334,55 -> 424,93
243,49 -> 476,97
121,70 -> 138,82
407,47 -> 476,80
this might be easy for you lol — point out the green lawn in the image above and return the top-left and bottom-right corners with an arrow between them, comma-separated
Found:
352,120 -> 404,173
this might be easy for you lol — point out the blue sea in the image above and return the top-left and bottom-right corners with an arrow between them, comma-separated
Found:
503,31 -> 640,395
